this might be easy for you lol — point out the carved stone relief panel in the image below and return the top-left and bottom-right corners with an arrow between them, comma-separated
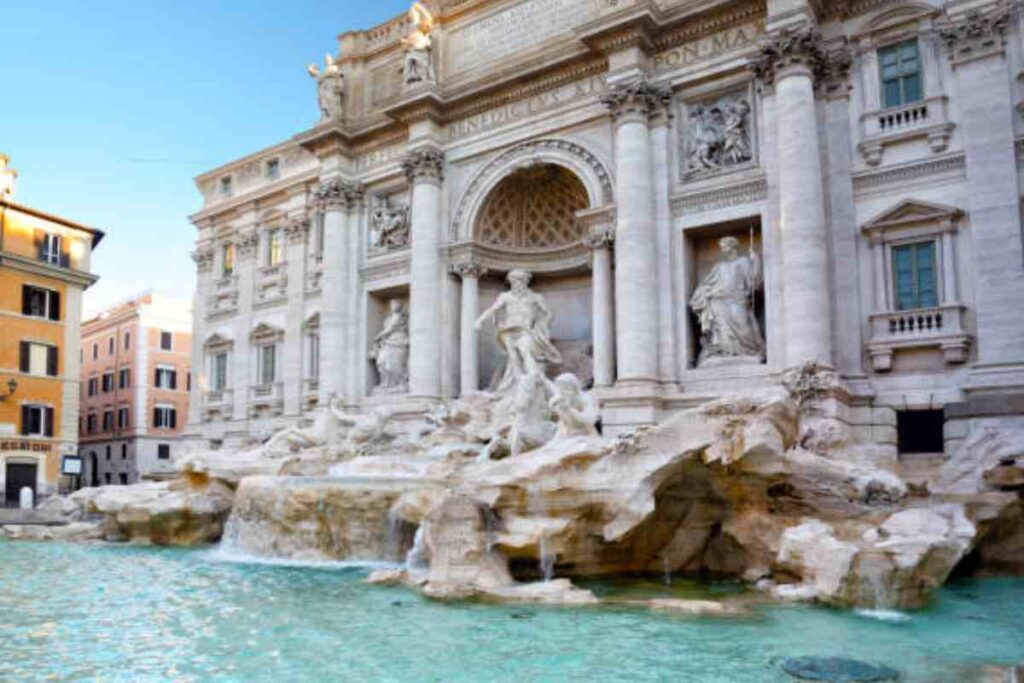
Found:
368,192 -> 410,252
679,87 -> 756,180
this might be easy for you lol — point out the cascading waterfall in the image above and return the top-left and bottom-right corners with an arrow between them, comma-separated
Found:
405,526 -> 428,578
527,484 -> 555,582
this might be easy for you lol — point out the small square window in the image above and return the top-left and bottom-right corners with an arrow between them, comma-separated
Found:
897,409 -> 944,455
158,444 -> 171,460
265,158 -> 280,180
219,176 -> 233,196
160,331 -> 173,350
892,241 -> 938,310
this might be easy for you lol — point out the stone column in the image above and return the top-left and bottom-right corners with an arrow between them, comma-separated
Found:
871,239 -> 887,312
187,240 -> 214,431
283,215 -> 309,416
452,263 -> 486,396
940,228 -> 958,305
602,82 -> 662,384
232,227 -> 258,423
754,28 -> 833,367
649,96 -> 679,385
584,226 -> 616,387
315,178 -> 358,404
942,10 -> 1024,367
402,148 -> 445,399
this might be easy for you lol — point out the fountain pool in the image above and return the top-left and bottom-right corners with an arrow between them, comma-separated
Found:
2,540 -> 1021,682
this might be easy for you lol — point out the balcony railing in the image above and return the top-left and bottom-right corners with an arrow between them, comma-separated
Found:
859,96 -> 953,166
867,303 -> 971,371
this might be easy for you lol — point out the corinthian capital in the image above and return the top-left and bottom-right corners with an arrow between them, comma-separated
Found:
751,27 -> 827,86
940,8 -> 1009,66
449,262 -> 487,279
192,244 -> 215,273
402,148 -> 445,182
582,225 -> 615,250
315,177 -> 364,211
285,215 -> 310,245
601,80 -> 671,124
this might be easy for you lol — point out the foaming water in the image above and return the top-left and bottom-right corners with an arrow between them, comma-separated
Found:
2,540 -> 1023,683
855,608 -> 912,623
200,546 -> 401,571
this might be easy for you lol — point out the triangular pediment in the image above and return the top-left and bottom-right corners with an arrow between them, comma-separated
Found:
303,312 -> 320,330
250,322 -> 284,341
203,332 -> 233,349
862,199 -> 963,233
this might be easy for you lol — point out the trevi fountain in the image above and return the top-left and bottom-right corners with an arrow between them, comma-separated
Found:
5,0 -> 1024,681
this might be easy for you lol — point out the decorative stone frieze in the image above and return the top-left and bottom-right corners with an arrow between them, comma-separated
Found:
601,81 -> 671,124
751,27 -> 827,85
285,216 -> 310,245
401,148 -> 445,182
315,177 -> 364,211
940,9 -> 1009,66
681,89 -> 755,177
449,262 -> 487,279
369,194 -> 410,251
235,231 -> 260,260
192,244 -> 215,273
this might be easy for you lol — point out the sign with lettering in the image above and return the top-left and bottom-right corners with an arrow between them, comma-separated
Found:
61,455 -> 82,475
356,144 -> 406,171
445,0 -> 604,75
447,74 -> 606,141
653,21 -> 763,74
0,439 -> 52,453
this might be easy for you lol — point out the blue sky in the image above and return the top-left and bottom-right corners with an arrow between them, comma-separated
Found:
1,0 -> 410,316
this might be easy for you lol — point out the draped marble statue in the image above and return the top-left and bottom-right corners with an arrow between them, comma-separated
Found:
689,236 -> 765,366
546,373 -> 599,439
370,300 -> 410,393
475,269 -> 562,394
401,2 -> 436,87
307,55 -> 344,122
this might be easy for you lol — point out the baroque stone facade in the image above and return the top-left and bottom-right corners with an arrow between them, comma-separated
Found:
187,0 -> 1024,456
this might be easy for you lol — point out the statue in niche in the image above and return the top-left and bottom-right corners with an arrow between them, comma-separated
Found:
370,299 -> 410,393
686,96 -> 752,173
307,55 -> 345,122
401,2 -> 436,87
369,196 -> 410,250
475,269 -> 562,394
689,236 -> 765,366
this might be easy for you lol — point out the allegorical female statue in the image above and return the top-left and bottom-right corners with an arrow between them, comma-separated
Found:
401,2 -> 436,86
307,55 -> 345,121
689,236 -> 765,366
475,269 -> 562,394
370,299 -> 410,392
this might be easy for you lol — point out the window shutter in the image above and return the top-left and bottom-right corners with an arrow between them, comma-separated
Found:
45,407 -> 54,437
59,240 -> 71,268
153,408 -> 159,428
170,409 -> 177,429
22,286 -> 31,315
47,346 -> 58,377
49,290 -> 61,321
170,370 -> 177,390
33,229 -> 45,259
19,341 -> 29,373
154,368 -> 160,386
20,405 -> 30,435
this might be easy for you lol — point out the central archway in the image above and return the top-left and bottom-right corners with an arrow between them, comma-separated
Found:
474,165 -> 589,250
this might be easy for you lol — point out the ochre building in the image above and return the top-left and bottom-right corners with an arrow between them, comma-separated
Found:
79,294 -> 192,487
0,156 -> 102,504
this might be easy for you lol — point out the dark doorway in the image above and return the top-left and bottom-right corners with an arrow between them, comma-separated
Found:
5,462 -> 38,507
90,452 -> 99,488
897,409 -> 945,455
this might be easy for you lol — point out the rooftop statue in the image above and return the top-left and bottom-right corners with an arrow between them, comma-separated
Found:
690,235 -> 765,366
475,269 -> 562,394
307,54 -> 345,122
401,2 -> 436,86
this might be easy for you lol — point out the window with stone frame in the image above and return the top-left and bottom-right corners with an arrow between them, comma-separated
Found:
211,351 -> 229,391
222,243 -> 235,276
308,333 -> 320,382
22,285 -> 60,321
118,406 -> 130,429
20,404 -> 54,437
266,228 -> 284,267
892,241 -> 938,310
257,344 -> 277,386
153,404 -> 177,429
118,367 -> 130,389
154,365 -> 177,390
265,158 -> 280,181
879,39 -> 922,109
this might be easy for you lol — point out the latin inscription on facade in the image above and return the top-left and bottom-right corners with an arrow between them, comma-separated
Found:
653,21 -> 763,74
356,144 -> 405,171
445,0 -> 605,75
447,75 -> 606,141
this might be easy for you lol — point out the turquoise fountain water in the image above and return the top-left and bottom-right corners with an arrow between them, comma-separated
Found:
2,540 -> 1022,682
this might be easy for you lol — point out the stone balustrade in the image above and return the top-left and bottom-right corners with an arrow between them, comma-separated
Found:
859,95 -> 953,166
247,382 -> 284,416
867,303 -> 970,371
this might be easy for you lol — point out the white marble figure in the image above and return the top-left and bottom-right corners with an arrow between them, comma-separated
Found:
481,371 -> 556,460
686,96 -> 752,173
401,2 -> 436,86
337,406 -> 393,452
689,236 -> 765,366
263,393 -> 348,453
475,269 -> 563,394
307,55 -> 345,122
369,198 -> 410,250
545,373 -> 599,439
370,300 -> 410,393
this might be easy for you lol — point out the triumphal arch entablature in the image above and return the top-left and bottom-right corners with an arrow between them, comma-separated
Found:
191,0 -> 1024,444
